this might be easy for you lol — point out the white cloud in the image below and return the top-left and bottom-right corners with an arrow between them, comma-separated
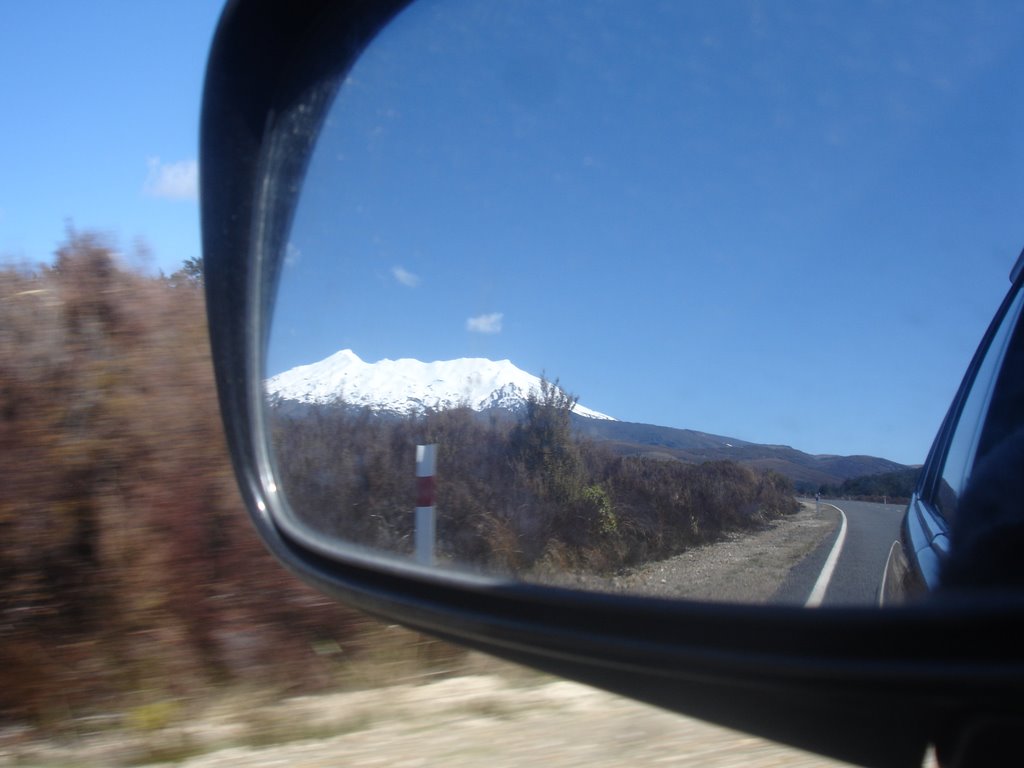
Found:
466,312 -> 503,334
391,265 -> 420,287
285,242 -> 301,267
144,157 -> 198,200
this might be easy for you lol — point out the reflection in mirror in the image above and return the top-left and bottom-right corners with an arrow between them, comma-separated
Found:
265,1 -> 1024,605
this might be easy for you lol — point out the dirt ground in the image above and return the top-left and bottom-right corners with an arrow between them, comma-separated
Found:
1,664 -> 877,767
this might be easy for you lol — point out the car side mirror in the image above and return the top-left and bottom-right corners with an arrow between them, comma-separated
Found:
200,2 -> 1024,766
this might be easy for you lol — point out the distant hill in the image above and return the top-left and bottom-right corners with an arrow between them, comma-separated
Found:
266,349 -> 907,489
571,417 -> 908,488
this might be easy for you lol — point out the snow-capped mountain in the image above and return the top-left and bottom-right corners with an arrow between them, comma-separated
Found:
265,349 -> 615,421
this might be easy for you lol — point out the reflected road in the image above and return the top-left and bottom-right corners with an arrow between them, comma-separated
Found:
775,500 -> 905,607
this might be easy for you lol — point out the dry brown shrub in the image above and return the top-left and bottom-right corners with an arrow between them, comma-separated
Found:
0,233 -> 457,725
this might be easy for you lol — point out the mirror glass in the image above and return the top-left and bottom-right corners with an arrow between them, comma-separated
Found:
265,0 -> 1024,605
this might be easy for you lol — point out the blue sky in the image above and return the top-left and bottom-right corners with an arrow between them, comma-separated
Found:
0,1 -> 222,276
2,2 -> 1022,467
270,1 -> 1024,467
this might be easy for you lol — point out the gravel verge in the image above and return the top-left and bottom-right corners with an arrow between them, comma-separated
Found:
1,665 -> 864,768
541,501 -> 838,603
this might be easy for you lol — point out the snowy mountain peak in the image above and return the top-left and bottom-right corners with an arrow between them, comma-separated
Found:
265,349 -> 615,421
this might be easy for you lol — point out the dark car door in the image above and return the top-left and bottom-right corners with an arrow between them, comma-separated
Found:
883,258 -> 1024,602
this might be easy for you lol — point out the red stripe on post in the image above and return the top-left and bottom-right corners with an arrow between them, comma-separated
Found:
416,475 -> 435,508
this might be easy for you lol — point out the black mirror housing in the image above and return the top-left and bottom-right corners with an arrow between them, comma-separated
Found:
200,4 -> 1024,766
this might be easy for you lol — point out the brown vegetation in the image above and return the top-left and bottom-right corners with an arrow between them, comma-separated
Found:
270,380 -> 800,578
0,233 -> 457,726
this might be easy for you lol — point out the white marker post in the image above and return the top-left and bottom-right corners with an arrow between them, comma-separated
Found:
415,444 -> 437,566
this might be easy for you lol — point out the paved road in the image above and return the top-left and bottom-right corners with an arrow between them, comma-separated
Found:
774,500 -> 904,607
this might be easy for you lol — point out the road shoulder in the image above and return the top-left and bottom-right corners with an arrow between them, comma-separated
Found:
552,501 -> 840,603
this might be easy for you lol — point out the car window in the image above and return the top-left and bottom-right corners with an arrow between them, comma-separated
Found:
932,283 -> 1024,520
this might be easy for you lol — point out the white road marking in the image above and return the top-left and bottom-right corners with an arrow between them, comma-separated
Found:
805,503 -> 848,608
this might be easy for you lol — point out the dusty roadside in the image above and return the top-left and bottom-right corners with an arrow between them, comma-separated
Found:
1,662 -> 863,768
542,500 -> 838,602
